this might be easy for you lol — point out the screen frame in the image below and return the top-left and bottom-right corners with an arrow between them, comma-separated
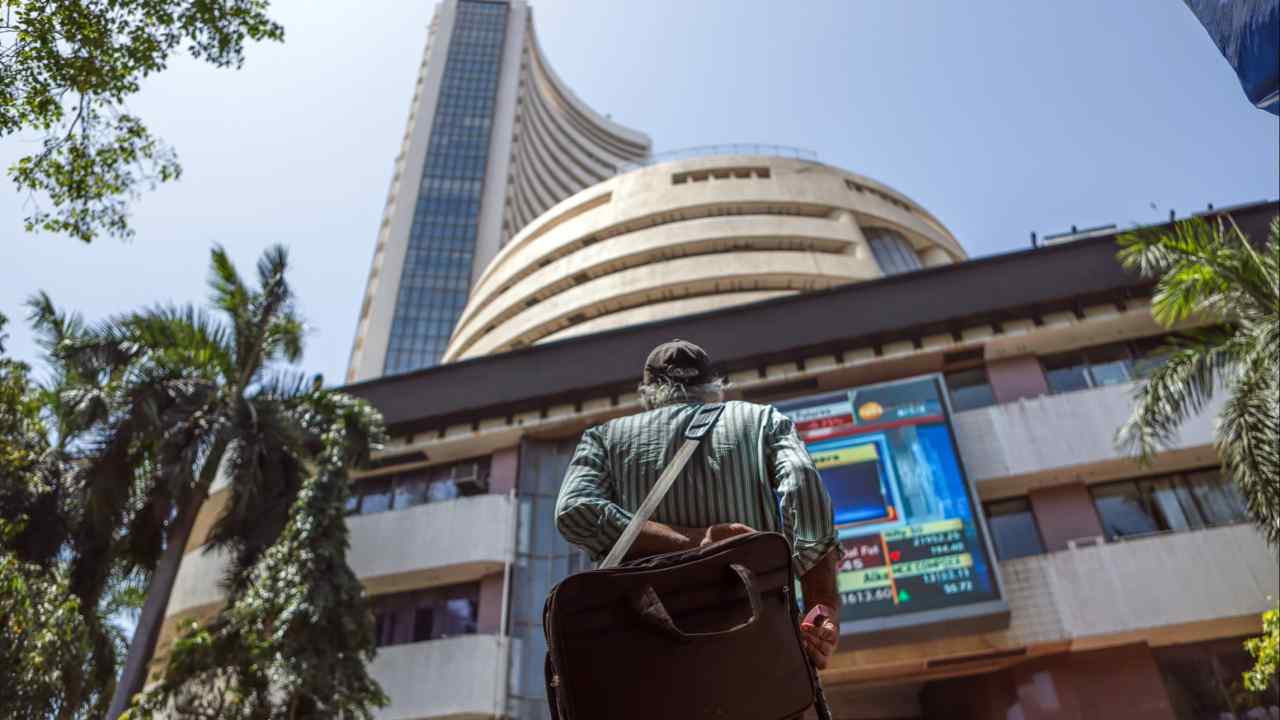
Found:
776,371 -> 1011,646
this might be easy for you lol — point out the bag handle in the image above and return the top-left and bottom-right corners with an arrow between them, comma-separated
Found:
629,563 -> 761,641
599,402 -> 725,569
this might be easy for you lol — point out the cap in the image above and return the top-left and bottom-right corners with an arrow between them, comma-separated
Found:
643,339 -> 714,386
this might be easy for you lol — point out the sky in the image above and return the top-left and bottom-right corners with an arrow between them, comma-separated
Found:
2,0 -> 1277,386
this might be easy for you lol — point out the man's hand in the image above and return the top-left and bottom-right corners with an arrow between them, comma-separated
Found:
701,522 -> 754,547
799,604 -> 839,669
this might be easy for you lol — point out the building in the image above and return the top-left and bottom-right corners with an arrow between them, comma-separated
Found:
442,153 -> 965,362
346,0 -> 650,382
332,195 -> 1277,720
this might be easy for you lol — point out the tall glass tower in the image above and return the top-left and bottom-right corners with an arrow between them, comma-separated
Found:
348,0 -> 650,381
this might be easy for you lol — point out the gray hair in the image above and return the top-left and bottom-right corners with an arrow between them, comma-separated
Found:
638,377 -> 727,410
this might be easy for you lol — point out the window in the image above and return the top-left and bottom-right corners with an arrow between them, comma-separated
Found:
411,607 -> 435,643
358,477 -> 394,515
1041,352 -> 1091,394
984,498 -> 1046,560
1082,343 -> 1132,387
1091,468 -> 1248,541
369,583 -> 480,648
1041,335 -> 1184,394
348,457 -> 491,516
945,368 -> 996,412
1092,481 -> 1161,539
864,228 -> 923,275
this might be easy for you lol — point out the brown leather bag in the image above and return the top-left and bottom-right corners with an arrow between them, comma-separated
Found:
543,403 -> 832,719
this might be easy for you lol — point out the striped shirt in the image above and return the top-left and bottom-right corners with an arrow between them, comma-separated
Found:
555,400 -> 838,576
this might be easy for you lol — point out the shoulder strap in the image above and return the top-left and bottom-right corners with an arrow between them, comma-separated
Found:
599,402 -> 725,569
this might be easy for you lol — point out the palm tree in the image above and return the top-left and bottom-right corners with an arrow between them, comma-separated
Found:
31,245 -> 384,718
1116,215 -> 1279,544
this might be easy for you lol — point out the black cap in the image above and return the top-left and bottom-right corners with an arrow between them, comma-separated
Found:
643,339 -> 714,385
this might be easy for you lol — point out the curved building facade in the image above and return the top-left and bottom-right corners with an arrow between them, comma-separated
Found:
443,154 -> 965,362
347,0 -> 649,382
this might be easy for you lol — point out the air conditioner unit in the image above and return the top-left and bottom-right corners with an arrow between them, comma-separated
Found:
452,461 -> 489,494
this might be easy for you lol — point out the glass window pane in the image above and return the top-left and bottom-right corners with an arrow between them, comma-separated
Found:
1130,336 -> 1172,379
394,471 -> 431,510
1042,353 -> 1090,394
442,597 -> 477,637
946,368 -> 996,412
985,498 -> 1045,560
1141,477 -> 1197,532
1085,343 -> 1133,387
412,607 -> 435,643
1092,481 -> 1160,540
375,610 -> 398,647
428,476 -> 460,503
359,478 -> 394,515
865,228 -> 923,275
1184,468 -> 1248,526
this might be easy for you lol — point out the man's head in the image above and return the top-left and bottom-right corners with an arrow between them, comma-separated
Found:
638,339 -> 725,409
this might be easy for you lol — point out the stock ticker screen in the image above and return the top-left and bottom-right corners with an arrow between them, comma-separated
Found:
775,375 -> 1003,633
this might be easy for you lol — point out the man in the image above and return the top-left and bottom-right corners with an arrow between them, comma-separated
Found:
555,339 -> 842,669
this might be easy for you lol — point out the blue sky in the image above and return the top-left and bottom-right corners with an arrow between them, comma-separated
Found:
2,0 -> 1276,385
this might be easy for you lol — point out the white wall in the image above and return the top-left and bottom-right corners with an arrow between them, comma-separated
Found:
370,635 -> 511,720
953,380 -> 1224,487
168,493 -> 514,619
1041,523 -> 1278,640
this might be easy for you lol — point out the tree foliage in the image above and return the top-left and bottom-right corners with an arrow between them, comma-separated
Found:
22,245 -> 387,717
1116,215 -> 1280,545
0,519 -> 96,720
0,311 -> 122,719
1244,604 -> 1279,694
0,311 -> 90,718
1,0 -> 283,242
128,394 -> 388,719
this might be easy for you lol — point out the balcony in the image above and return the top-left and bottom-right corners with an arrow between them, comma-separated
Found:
348,492 -> 514,595
829,524 -> 1277,686
952,381 -> 1225,488
371,635 -> 512,720
998,524 -> 1277,650
168,493 -> 515,619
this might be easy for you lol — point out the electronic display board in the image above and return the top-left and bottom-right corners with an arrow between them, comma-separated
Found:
775,374 -> 1009,643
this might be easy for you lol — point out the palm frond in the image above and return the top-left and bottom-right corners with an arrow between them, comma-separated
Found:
1115,331 -> 1236,460
1118,216 -> 1278,327
26,290 -> 88,357
120,305 -> 235,380
208,245 -> 250,323
1216,348 -> 1280,545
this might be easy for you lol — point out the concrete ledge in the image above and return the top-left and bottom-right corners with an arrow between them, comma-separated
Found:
167,493 -> 515,619
953,380 -> 1224,494
371,634 -> 511,720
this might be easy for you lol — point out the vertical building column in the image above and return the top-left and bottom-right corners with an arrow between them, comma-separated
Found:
988,354 -> 1050,403
476,573 -> 506,634
1028,482 -> 1105,552
489,446 -> 520,494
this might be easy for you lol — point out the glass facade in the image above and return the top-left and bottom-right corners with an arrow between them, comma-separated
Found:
384,0 -> 508,375
507,438 -> 593,719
